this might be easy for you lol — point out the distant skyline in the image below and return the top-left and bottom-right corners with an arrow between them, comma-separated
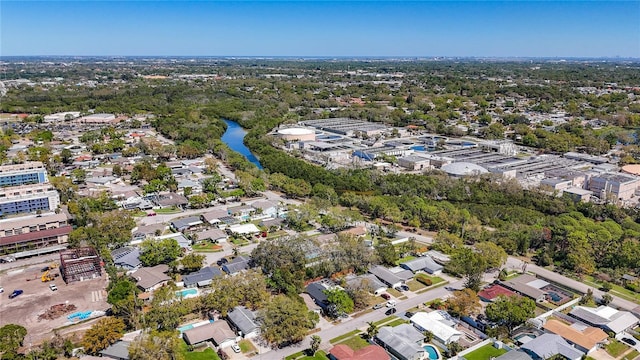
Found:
1,1 -> 639,58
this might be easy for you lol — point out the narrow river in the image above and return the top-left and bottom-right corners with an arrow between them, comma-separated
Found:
220,119 -> 263,169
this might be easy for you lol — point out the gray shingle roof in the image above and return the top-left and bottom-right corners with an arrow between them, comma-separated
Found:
369,265 -> 402,287
400,256 -> 443,273
521,334 -> 584,360
227,306 -> 259,335
171,216 -> 203,231
494,350 -> 533,360
100,341 -> 131,360
112,247 -> 141,270
182,266 -> 223,287
376,325 -> 424,360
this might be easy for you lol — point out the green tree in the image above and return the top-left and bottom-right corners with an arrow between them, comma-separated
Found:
201,270 -> 270,316
375,238 -> 398,266
447,288 -> 481,317
366,321 -> 379,340
139,238 -> 182,267
180,253 -> 205,273
485,296 -> 536,333
309,335 -> 321,356
81,317 -> 126,355
323,288 -> 355,317
446,248 -> 487,291
258,295 -> 319,348
475,242 -> 508,270
128,330 -> 183,360
0,324 -> 27,358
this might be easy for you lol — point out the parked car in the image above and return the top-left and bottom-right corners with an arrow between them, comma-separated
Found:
405,311 -> 415,318
386,300 -> 397,308
622,338 -> 637,346
8,289 -> 23,299
385,307 -> 397,315
381,293 -> 391,300
373,303 -> 384,310
0,287 -> 4,293
146,212 -> 157,216
231,344 -> 241,353
49,284 -> 58,291
399,285 -> 409,291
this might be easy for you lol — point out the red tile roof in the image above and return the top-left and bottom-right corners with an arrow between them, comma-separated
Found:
478,284 -> 518,301
330,344 -> 390,360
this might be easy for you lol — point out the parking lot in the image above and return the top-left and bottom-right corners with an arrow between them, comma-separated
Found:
0,263 -> 110,344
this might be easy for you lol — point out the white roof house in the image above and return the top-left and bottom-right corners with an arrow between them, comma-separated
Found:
410,311 -> 462,345
569,305 -> 639,335
228,223 -> 260,235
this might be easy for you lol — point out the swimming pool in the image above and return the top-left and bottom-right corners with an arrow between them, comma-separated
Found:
423,345 -> 440,360
176,288 -> 198,298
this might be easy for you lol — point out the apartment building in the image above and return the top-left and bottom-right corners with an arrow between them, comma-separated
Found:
0,212 -> 71,253
0,183 -> 60,216
0,161 -> 48,187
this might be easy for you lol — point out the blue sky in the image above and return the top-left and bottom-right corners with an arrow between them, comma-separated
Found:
1,1 -> 639,57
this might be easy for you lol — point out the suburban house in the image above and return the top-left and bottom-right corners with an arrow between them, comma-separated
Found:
494,351 -> 534,360
193,228 -> 228,243
542,318 -> 608,354
152,232 -> 192,250
222,255 -> 252,275
521,334 -> 583,360
132,264 -> 170,292
99,341 -> 131,360
423,250 -> 450,264
410,311 -> 462,346
201,208 -> 230,225
228,223 -> 261,236
477,284 -> 519,302
339,226 -> 368,238
155,193 -> 189,209
305,281 -> 332,312
182,266 -> 223,288
329,344 -> 390,360
500,274 -> 548,303
251,200 -> 279,218
171,216 -> 204,232
228,205 -> 255,220
182,321 -> 236,348
260,217 -> 285,230
369,265 -> 405,289
569,305 -> 639,336
345,274 -> 387,296
227,306 -> 260,338
375,324 -> 425,360
400,256 -> 443,275
111,247 -> 142,272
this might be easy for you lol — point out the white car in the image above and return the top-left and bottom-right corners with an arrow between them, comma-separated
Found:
386,300 -> 397,308
0,287 -> 4,293
231,344 -> 241,353
49,284 -> 58,291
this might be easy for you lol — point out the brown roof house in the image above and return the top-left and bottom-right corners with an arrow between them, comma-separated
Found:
182,321 -> 237,349
543,318 -> 608,354
330,344 -> 390,360
132,264 -> 170,292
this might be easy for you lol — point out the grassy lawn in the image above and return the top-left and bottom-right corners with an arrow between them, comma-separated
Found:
387,318 -> 409,327
622,350 -> 639,360
606,340 -> 630,357
231,238 -> 250,246
192,243 -> 224,252
373,315 -> 398,326
285,350 -> 330,360
330,330 -> 362,344
396,255 -> 416,265
156,206 -> 182,214
179,341 -> 221,360
238,339 -> 256,354
584,275 -> 640,304
406,279 -> 426,292
387,288 -> 403,297
463,344 -> 508,360
337,335 -> 371,351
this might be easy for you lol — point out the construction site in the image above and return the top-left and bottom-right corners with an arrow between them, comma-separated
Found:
0,253 -> 109,345
59,247 -> 102,284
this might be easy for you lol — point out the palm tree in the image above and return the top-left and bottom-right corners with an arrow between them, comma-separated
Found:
366,321 -> 378,340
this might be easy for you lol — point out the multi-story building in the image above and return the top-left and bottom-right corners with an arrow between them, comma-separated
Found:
0,162 -> 48,187
0,183 -> 60,216
588,173 -> 640,201
0,212 -> 71,253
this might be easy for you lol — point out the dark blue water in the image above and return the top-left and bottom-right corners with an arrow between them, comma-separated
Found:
221,119 -> 263,169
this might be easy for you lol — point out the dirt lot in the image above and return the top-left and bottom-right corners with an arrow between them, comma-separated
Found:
0,263 -> 110,344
